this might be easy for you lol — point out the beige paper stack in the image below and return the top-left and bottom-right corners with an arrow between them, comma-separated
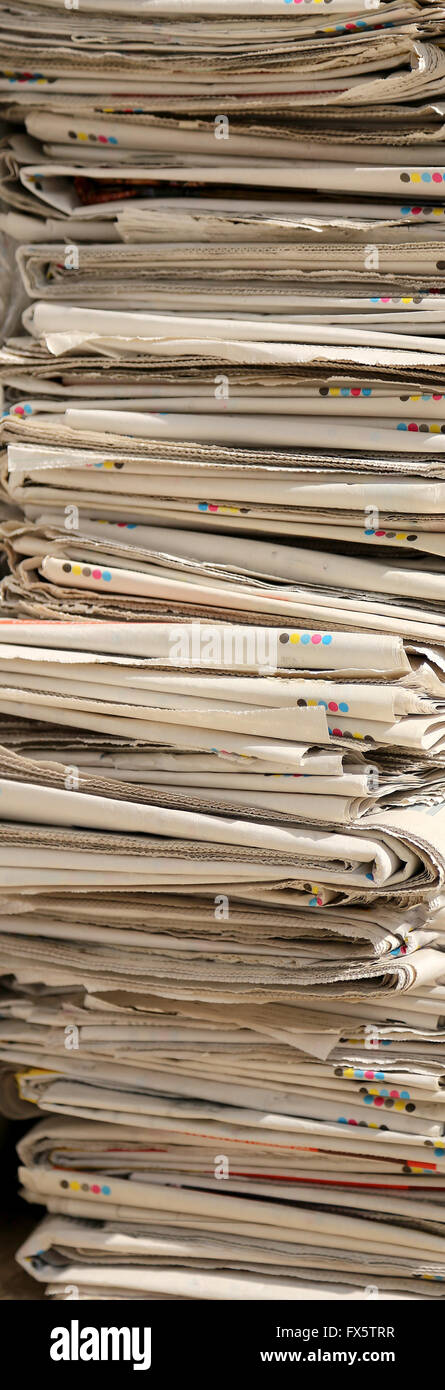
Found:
1,0 -> 445,1301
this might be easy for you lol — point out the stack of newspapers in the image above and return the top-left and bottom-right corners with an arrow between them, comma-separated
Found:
1,0 -> 445,1300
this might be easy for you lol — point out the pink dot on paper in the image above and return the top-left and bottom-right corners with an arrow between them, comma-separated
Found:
92,569 -> 101,579
91,1185 -> 101,1193
311,633 -> 322,643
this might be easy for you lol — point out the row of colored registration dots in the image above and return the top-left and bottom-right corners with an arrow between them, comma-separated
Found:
319,387 -> 373,396
364,529 -> 417,540
62,563 -> 112,583
319,389 -> 444,399
68,130 -> 119,145
336,1067 -> 388,1081
278,631 -> 333,646
2,71 -> 54,84
59,1178 -> 111,1195
400,171 -> 445,184
401,206 -> 445,215
337,1117 -> 389,1129
397,422 -> 445,433
296,698 -> 349,710
197,503 -> 249,515
323,21 -> 380,33
370,295 -> 422,304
